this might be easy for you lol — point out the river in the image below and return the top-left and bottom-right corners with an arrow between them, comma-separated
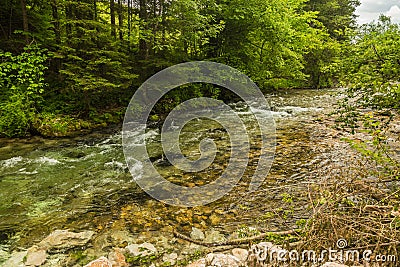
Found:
0,89 -> 340,263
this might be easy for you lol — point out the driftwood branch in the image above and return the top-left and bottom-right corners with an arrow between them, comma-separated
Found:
173,229 -> 297,248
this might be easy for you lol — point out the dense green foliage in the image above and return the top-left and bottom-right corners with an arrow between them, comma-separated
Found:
337,16 -> 400,132
0,45 -> 48,136
0,0 -> 362,137
341,16 -> 400,111
217,0 -> 324,89
304,0 -> 360,88
336,16 -> 399,174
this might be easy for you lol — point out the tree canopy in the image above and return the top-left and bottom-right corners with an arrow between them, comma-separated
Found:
0,0 -> 362,136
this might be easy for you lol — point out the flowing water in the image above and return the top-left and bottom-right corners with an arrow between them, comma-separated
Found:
0,89 -> 339,261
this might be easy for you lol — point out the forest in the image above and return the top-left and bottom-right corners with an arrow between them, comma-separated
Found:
1,0 -> 391,137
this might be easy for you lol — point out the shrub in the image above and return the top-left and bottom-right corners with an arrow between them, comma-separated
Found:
0,45 -> 48,137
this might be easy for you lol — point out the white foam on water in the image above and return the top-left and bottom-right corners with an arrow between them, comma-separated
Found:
82,152 -> 98,160
99,150 -> 107,155
271,111 -> 292,118
98,137 -> 113,145
104,160 -> 127,171
124,128 -> 159,145
12,167 -> 38,175
96,135 -> 122,150
18,170 -> 39,175
249,107 -> 290,119
277,106 -> 324,114
35,156 -> 61,165
145,129 -> 159,139
235,111 -> 252,115
1,156 -> 24,168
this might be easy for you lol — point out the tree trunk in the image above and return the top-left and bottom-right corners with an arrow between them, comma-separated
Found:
49,0 -> 61,73
160,0 -> 165,45
128,0 -> 131,50
117,0 -> 123,40
151,0 -> 158,55
110,0 -> 116,39
139,0 -> 148,60
50,0 -> 61,44
20,0 -> 29,43
94,0 -> 98,20
65,4 -> 72,40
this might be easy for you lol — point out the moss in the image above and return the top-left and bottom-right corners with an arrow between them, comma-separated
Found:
125,253 -> 160,266
176,250 -> 206,266
150,114 -> 160,122
69,250 -> 95,266
32,113 -> 94,137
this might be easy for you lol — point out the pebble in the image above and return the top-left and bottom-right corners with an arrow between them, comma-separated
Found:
204,229 -> 226,243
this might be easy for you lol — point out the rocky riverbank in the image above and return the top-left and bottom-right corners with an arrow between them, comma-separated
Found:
2,228 -> 381,267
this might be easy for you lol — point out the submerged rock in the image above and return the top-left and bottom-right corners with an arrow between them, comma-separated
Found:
38,230 -> 95,251
190,227 -> 205,241
204,229 -> 226,243
208,214 -> 221,225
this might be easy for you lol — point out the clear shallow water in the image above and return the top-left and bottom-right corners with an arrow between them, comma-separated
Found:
0,131 -> 143,248
0,89 -> 338,257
